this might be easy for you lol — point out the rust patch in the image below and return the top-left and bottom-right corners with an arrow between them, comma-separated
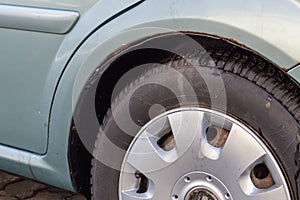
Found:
181,31 -> 256,52
102,31 -> 287,74
104,31 -> 261,66
226,37 -> 249,49
282,61 -> 300,72
282,67 -> 289,72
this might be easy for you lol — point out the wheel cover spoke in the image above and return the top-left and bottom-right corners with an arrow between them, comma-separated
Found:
167,111 -> 204,156
217,124 -> 266,178
126,130 -> 172,175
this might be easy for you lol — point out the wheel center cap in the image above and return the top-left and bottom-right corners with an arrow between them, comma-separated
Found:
185,187 -> 218,200
171,172 -> 230,200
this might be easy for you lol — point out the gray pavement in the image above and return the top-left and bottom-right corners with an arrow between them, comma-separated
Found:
0,172 -> 86,200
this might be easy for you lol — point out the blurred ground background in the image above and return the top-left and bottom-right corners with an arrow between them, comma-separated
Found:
0,171 -> 86,200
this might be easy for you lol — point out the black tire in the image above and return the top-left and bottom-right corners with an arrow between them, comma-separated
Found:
91,46 -> 300,200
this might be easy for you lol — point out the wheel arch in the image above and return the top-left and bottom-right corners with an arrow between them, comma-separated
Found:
67,31 -> 300,197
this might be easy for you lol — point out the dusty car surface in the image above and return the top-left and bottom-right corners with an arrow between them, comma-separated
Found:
0,0 -> 300,199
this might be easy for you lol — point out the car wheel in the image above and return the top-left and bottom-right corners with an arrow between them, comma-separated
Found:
91,47 -> 299,200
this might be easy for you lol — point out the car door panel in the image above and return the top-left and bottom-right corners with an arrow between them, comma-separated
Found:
0,0 -> 143,153
0,1 -> 91,153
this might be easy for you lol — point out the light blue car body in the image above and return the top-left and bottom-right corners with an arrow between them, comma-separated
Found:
0,0 -> 299,191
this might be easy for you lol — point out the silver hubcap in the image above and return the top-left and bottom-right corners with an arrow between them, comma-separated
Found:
119,108 -> 291,200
